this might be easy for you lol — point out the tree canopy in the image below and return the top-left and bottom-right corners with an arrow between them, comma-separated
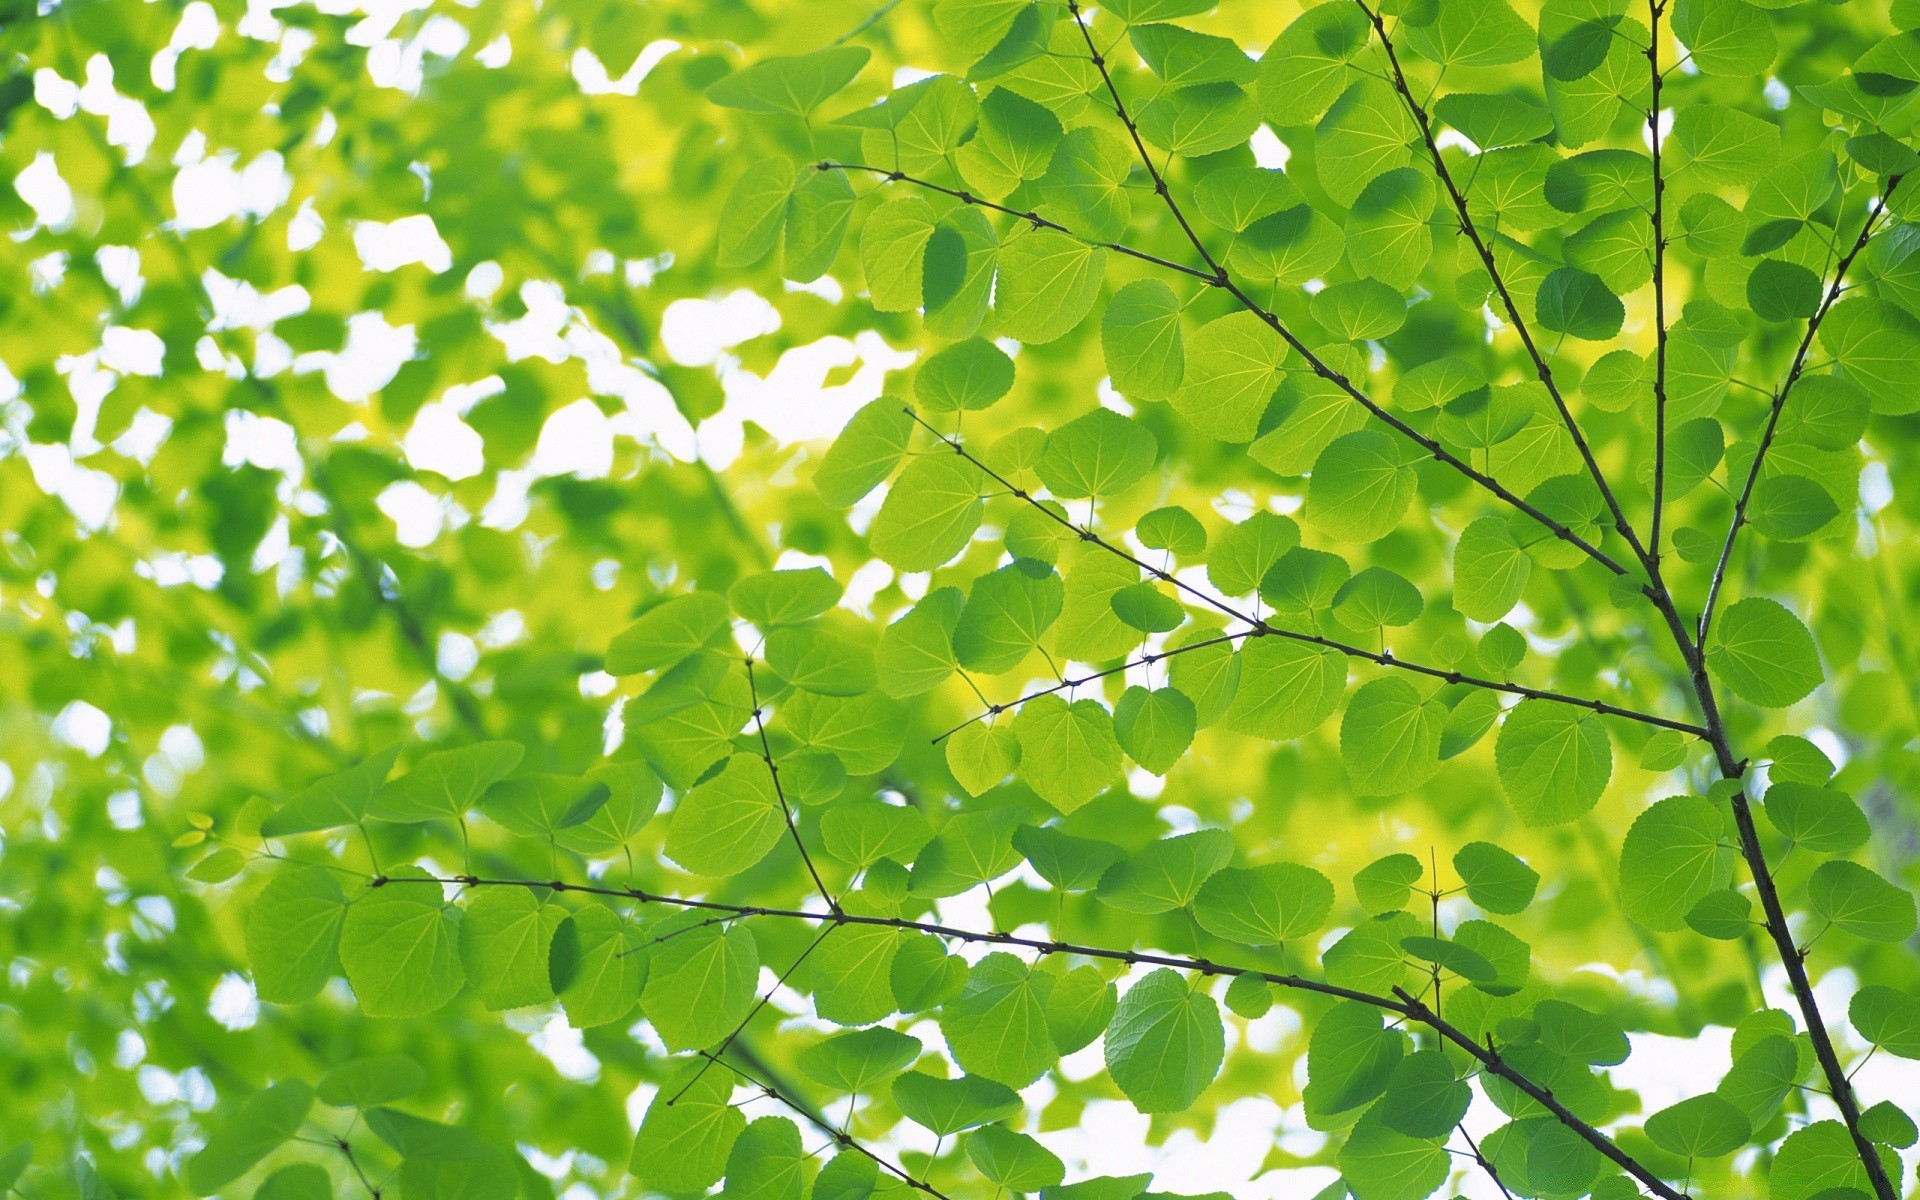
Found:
4,0 -> 1920,1199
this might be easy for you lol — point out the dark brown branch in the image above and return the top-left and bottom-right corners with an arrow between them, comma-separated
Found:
1696,174 -> 1903,653
695,1049 -> 954,1199
1647,0 -> 1671,560
1055,1 -> 1633,579
813,162 -> 1219,283
910,412 -> 1710,738
386,872 -> 1689,1200
1352,0 -> 1653,579
745,656 -> 839,912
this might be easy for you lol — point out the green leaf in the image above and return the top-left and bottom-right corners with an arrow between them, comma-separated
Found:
1309,431 -> 1415,543
869,454 -> 985,572
1807,860 -> 1919,942
317,1054 -> 425,1108
1749,259 -> 1822,322
707,46 -> 870,116
1311,278 -> 1407,342
1686,888 -> 1754,939
1355,852 -> 1424,914
814,924 -> 905,1025
1039,408 -> 1157,499
1347,168 -> 1438,288
1223,637 -> 1347,742
946,722 -> 1023,796
955,559 -> 1063,674
1096,828 -> 1235,915
917,338 -> 1015,413
1131,23 -> 1255,86
1536,266 -> 1624,340
1619,796 -> 1736,930
995,231 -> 1106,344
1750,474 -> 1840,542
665,753 -> 784,877
1377,1050 -> 1472,1138
1708,597 -> 1823,707
1340,678 -> 1446,796
798,1026 -> 921,1095
813,1153 -> 879,1200
1645,1093 -> 1751,1158
1316,79 -> 1419,206
633,1062 -> 745,1192
1534,998 -> 1629,1065
1495,701 -> 1612,825
1763,782 -> 1869,853
341,869 -> 464,1018
816,401 -> 916,508
371,741 -> 524,823
261,743 -> 402,836
480,773 -> 609,842
1182,860 -> 1336,944
1013,824 -> 1127,892
607,592 -> 732,675
1208,511 -> 1301,598
785,167 -> 856,282
246,866 -> 348,1005
1338,1107 -> 1451,1200
1452,518 -> 1531,624
892,1072 -> 1022,1135
717,158 -> 795,268
1258,3 -> 1373,126
1012,695 -> 1122,814
1434,92 -> 1553,148
1401,933 -> 1497,983
1174,311 -> 1288,443
255,1164 -> 331,1200
1453,841 -> 1540,914
459,887 -> 565,1011
966,1126 -> 1066,1192
1103,279 -> 1186,400
1194,167 -> 1304,232
1404,0 -> 1535,65
1672,0 -> 1775,76
1104,969 -> 1224,1113
1113,685 -> 1197,775
643,921 -> 760,1049
186,1081 -> 314,1194
1304,1000 -> 1405,1117
1851,985 -> 1920,1058
557,760 -> 664,855
859,197 -> 938,312
1771,1120 -> 1898,1200
878,587 -> 964,698
940,952 -> 1058,1087
721,1117 -> 805,1200
1673,104 -> 1780,186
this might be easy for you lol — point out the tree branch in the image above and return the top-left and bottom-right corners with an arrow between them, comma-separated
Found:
815,161 -> 1220,283
696,1048 -> 955,1199
745,656 -> 840,913
1058,6 -> 1637,577
910,412 -> 1709,738
1352,0 -> 1655,579
1695,173 -> 1904,653
1647,0 -> 1671,560
387,872 -> 1688,1200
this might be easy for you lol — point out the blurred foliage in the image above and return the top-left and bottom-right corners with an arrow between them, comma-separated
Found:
3,0 -> 1920,1199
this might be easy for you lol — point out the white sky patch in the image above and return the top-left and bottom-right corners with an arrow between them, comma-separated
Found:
78,54 -> 158,164
15,152 -> 75,229
377,480 -> 446,547
52,701 -> 113,758
529,1014 -> 600,1081
24,442 -> 119,530
1249,125 -> 1291,169
404,398 -> 487,480
699,329 -> 914,469
101,327 -> 166,376
354,213 -> 453,273
529,398 -> 616,479
659,290 -> 782,367
207,973 -> 260,1030
310,310 -> 416,401
571,38 -> 681,95
152,2 -> 221,92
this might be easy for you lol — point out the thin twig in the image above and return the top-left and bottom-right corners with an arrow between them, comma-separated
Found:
912,412 -> 1708,737
745,657 -> 839,912
1647,0 -> 1670,560
696,1051 -> 955,1198
1352,0 -> 1651,576
381,870 -> 1686,1200
1696,174 -> 1904,652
